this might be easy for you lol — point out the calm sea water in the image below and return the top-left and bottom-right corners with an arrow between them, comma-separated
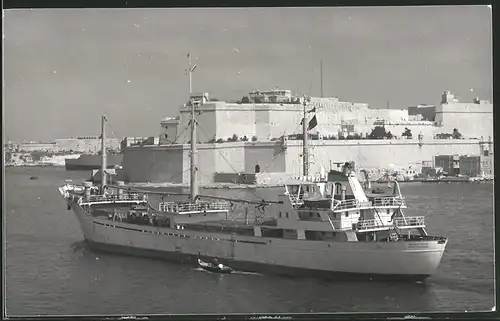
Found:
4,167 -> 495,316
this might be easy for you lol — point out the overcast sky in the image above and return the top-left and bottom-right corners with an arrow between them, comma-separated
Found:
3,6 -> 492,142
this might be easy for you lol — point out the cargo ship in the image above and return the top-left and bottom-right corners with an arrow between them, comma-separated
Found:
65,154 -> 123,171
59,100 -> 448,281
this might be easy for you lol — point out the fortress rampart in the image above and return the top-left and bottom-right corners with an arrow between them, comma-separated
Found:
160,91 -> 492,145
124,89 -> 493,184
121,139 -> 485,184
15,138 -> 121,153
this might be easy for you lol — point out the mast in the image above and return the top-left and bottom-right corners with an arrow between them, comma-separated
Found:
190,98 -> 198,201
302,96 -> 309,177
320,59 -> 324,98
101,115 -> 107,194
188,53 -> 198,201
187,52 -> 196,95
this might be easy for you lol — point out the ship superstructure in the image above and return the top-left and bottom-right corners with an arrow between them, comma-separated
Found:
59,58 -> 448,281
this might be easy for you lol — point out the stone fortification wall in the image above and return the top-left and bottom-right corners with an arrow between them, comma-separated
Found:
177,103 -> 219,143
168,93 -> 492,145
211,143 -> 246,173
379,122 -> 436,138
16,138 -> 121,153
177,102 -> 258,143
267,106 -> 303,138
283,140 -> 482,177
17,143 -> 57,152
244,143 -> 287,173
217,106 -> 257,141
6,152 -> 82,166
122,139 -> 484,184
435,101 -> 493,138
54,138 -> 121,153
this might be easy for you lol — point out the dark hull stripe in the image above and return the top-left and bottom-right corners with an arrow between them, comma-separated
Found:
85,240 -> 431,282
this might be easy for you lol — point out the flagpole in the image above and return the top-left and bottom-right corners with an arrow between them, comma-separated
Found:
302,96 -> 309,177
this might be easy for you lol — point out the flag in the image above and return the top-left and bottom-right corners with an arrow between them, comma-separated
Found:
308,115 -> 318,130
307,107 -> 316,113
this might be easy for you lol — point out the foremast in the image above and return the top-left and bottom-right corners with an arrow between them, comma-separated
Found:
188,53 -> 198,201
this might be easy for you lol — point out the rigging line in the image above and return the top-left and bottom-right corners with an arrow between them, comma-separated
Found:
161,168 -> 191,185
165,125 -> 190,147
195,123 -> 262,201
105,121 -> 120,140
260,115 -> 305,175
196,122 -> 242,176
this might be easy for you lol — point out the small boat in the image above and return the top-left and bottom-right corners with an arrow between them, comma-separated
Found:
30,176 -> 38,180
198,258 -> 233,274
371,187 -> 385,194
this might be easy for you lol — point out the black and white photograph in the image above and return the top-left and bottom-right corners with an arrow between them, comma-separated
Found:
3,5 -> 495,317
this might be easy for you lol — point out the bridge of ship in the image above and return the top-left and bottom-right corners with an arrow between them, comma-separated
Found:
298,196 -> 422,230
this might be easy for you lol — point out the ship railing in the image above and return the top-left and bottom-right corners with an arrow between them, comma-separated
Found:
372,196 -> 406,207
158,201 -> 231,213
355,216 -> 425,231
355,219 -> 383,231
84,193 -> 147,203
333,199 -> 372,211
394,216 -> 425,227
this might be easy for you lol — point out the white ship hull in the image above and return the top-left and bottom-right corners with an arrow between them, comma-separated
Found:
67,199 -> 446,280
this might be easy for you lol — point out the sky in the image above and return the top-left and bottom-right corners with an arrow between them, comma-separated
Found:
3,6 -> 493,142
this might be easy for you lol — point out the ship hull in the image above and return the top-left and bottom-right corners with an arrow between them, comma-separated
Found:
66,200 -> 446,281
85,239 -> 431,281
